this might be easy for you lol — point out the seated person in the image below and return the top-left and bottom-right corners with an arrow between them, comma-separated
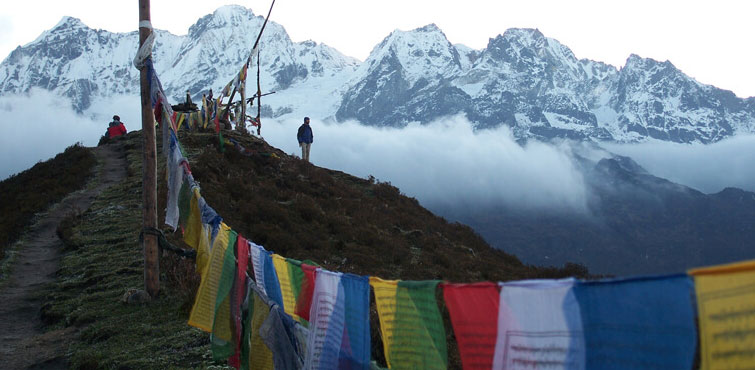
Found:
107,115 -> 127,138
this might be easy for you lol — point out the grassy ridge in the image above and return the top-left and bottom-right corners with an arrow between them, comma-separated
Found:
46,130 -> 587,368
0,143 -> 96,263
45,132 -> 213,368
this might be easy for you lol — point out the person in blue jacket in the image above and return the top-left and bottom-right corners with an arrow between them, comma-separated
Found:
297,117 -> 313,162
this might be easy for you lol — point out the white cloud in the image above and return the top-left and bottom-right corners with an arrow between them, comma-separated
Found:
2,91 -> 754,216
0,90 -> 140,180
603,137 -> 755,194
262,115 -> 590,212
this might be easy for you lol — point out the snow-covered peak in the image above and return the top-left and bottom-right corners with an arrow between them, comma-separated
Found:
293,41 -> 359,77
481,28 -> 581,74
31,16 -> 91,46
619,53 -> 692,91
188,5 -> 257,38
209,5 -> 256,27
53,16 -> 88,31
355,23 -> 462,86
500,28 -> 547,49
623,53 -> 674,71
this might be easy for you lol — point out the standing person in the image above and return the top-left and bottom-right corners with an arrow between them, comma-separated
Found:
297,117 -> 313,162
107,115 -> 127,138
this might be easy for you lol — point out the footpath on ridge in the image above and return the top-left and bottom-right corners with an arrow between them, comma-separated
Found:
0,141 -> 127,369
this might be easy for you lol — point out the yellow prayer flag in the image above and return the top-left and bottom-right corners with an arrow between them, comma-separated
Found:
272,254 -> 299,321
195,224 -> 212,277
690,260 -> 755,370
214,295 -> 233,342
370,277 -> 399,368
188,223 -> 232,332
176,113 -> 186,130
250,290 -> 274,370
182,187 -> 203,250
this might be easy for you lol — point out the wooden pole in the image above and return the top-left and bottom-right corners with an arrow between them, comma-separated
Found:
256,51 -> 262,136
138,0 -> 159,298
239,63 -> 248,133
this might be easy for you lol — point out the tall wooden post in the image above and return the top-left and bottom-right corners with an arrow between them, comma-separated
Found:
138,0 -> 159,298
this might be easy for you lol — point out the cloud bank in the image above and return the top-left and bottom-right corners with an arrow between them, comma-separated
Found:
0,89 -> 140,180
2,91 -> 754,216
604,136 -> 755,194
262,115 -> 590,212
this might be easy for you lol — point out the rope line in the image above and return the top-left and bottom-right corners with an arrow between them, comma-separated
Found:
139,227 -> 197,259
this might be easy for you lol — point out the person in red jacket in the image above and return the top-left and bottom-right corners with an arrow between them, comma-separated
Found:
107,115 -> 127,138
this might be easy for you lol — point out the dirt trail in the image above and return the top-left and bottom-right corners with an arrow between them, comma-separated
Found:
0,141 -> 128,369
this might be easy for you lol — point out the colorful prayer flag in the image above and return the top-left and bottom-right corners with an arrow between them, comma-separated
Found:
286,258 -> 306,313
211,229 -> 239,361
229,235 -> 250,367
188,223 -> 233,332
573,275 -> 697,370
165,132 -> 185,230
295,263 -> 317,323
442,282 -> 499,370
176,112 -> 186,130
262,250 -> 284,308
370,277 -> 447,369
249,285 -> 275,370
182,187 -> 203,250
690,260 -> 755,370
250,242 -> 266,291
273,254 -> 299,320
306,270 -> 371,369
493,278 -> 583,370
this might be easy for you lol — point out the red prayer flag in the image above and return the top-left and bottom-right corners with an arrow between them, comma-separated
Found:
294,264 -> 317,321
442,282 -> 499,370
229,235 -> 250,368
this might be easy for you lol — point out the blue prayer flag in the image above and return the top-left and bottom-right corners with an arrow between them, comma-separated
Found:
262,250 -> 284,308
339,273 -> 371,369
572,274 -> 697,370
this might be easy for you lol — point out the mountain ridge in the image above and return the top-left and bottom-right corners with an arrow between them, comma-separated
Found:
436,154 -> 755,275
1,5 -> 754,143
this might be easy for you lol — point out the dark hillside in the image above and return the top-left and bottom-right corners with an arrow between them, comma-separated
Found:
0,144 -> 95,263
166,130 -> 587,282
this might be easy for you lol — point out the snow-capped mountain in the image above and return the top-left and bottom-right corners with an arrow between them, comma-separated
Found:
335,24 -> 468,127
337,27 -> 755,143
2,6 -> 754,143
0,5 -> 358,114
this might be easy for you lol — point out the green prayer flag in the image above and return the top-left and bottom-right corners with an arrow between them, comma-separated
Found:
286,258 -> 305,304
211,230 -> 238,361
390,280 -> 447,370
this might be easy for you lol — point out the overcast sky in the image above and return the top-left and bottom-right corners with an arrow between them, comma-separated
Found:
1,0 -> 754,97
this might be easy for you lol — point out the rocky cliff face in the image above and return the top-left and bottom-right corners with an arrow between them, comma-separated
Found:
2,8 -> 753,143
